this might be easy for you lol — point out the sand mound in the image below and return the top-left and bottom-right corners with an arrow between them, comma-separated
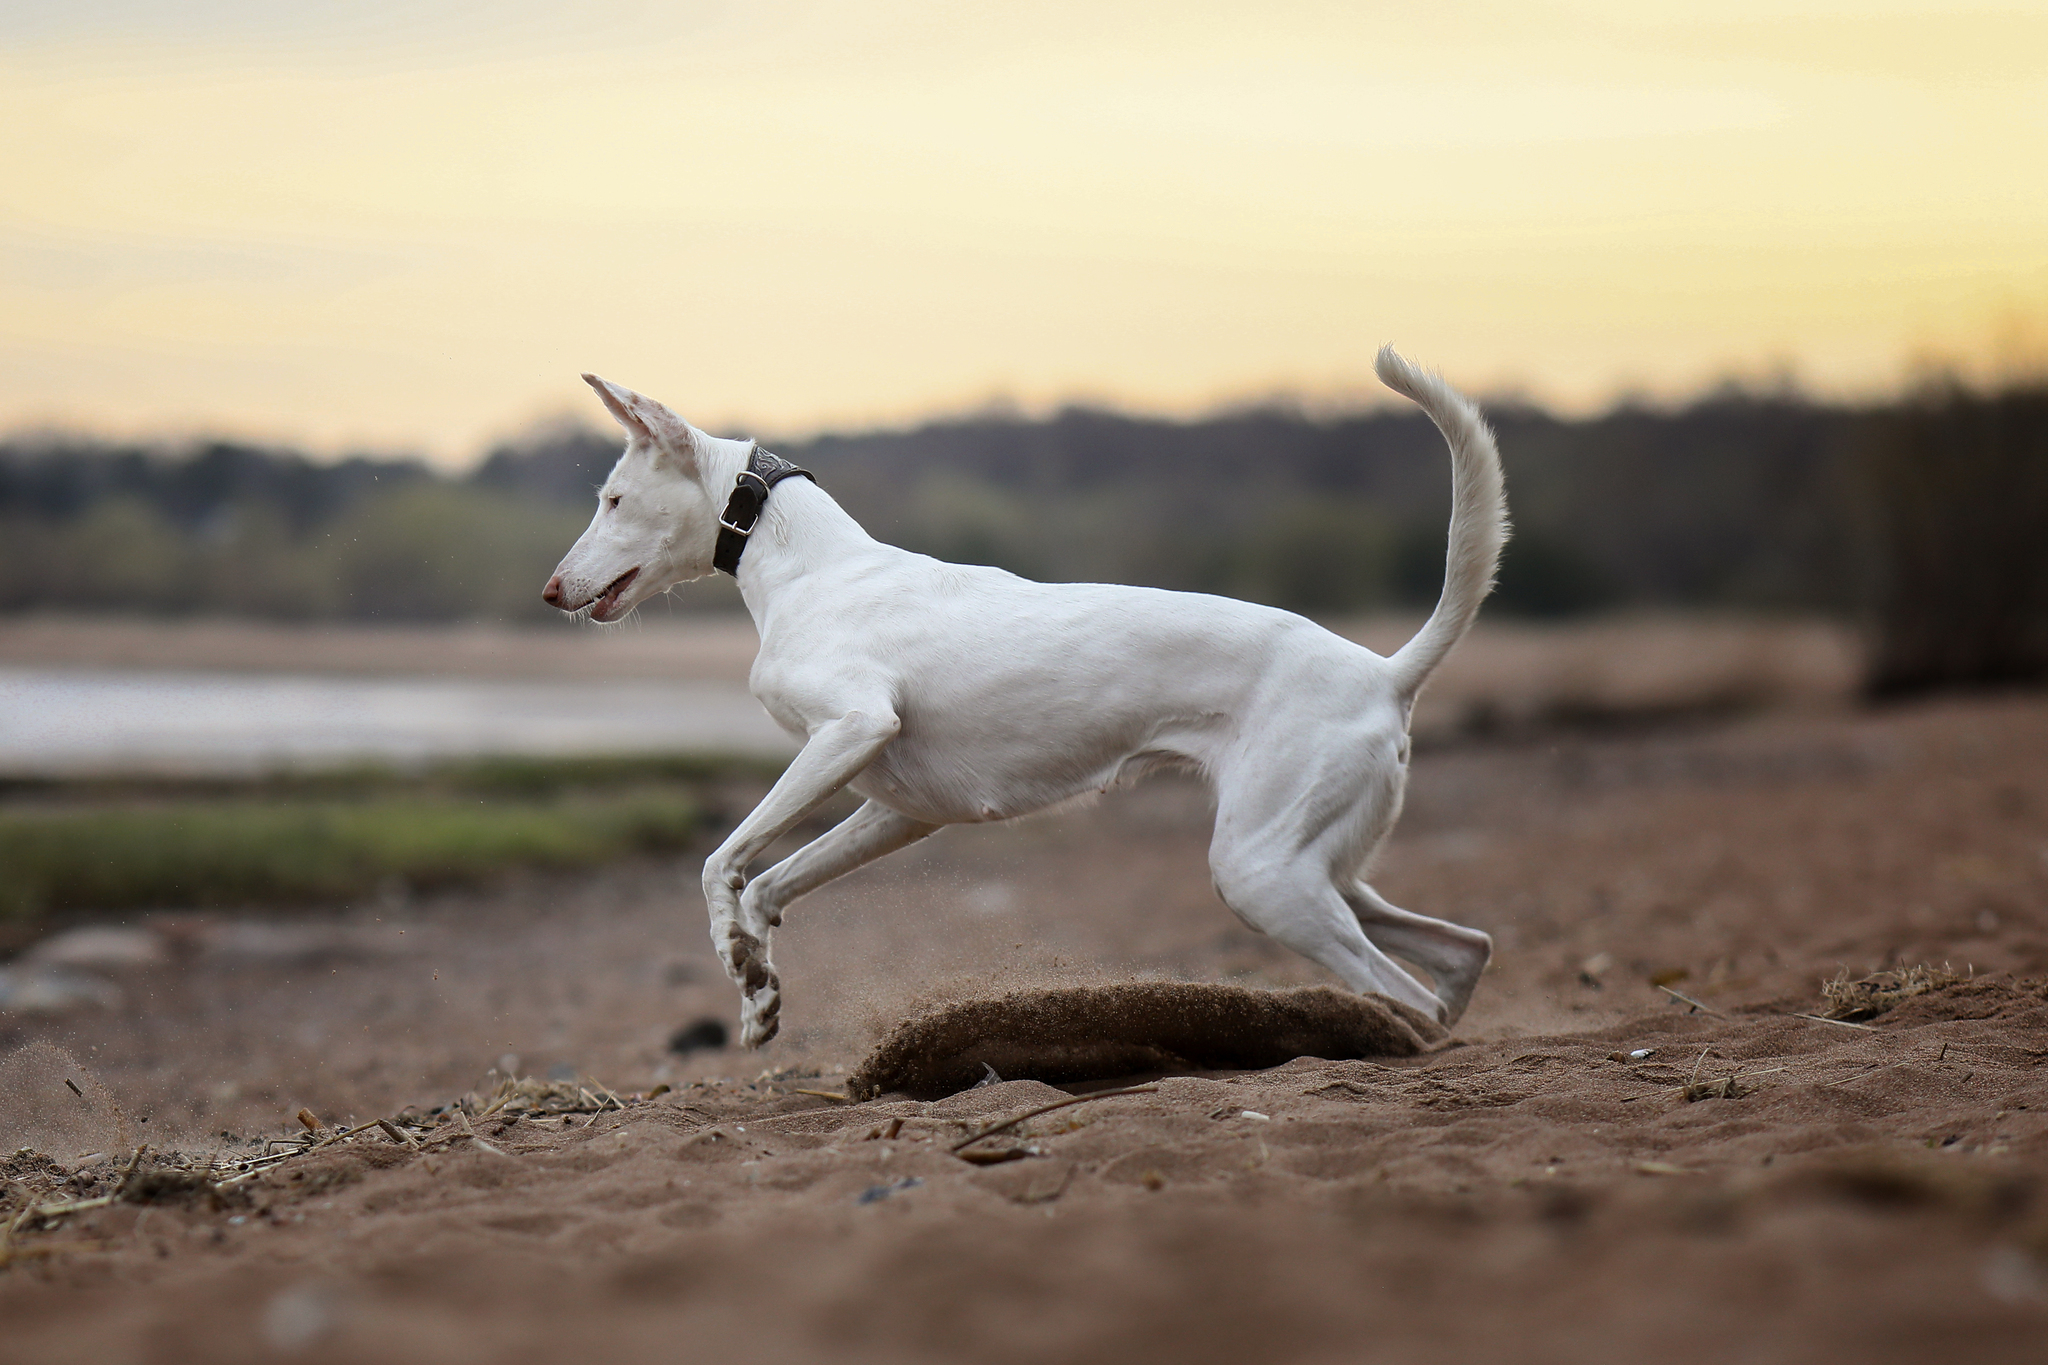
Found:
846,982 -> 1446,1099
1820,964 -> 1964,1020
1876,975 -> 2048,1027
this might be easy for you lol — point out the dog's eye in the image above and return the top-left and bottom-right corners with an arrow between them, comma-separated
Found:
606,494 -> 622,510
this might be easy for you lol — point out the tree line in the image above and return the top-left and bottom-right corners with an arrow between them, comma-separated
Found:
3,380 -> 2042,693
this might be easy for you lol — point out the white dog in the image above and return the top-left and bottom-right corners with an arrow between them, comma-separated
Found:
544,347 -> 1506,1048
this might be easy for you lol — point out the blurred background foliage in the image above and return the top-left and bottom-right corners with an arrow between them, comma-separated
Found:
3,380 -> 2044,694
1854,382 -> 2048,696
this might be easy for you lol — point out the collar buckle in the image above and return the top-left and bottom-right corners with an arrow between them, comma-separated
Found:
714,445 -> 816,576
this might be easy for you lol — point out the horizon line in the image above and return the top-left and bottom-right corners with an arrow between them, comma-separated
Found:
3,358 -> 2042,472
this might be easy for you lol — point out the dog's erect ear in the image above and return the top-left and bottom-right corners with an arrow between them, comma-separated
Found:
582,374 -> 696,462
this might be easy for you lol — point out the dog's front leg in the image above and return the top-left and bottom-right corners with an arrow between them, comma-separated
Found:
741,800 -> 938,932
702,708 -> 901,1047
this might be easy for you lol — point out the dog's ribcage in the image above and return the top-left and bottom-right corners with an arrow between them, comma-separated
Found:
748,557 -> 1408,829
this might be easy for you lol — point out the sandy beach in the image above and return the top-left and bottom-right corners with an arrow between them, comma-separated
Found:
2,685 -> 2044,1362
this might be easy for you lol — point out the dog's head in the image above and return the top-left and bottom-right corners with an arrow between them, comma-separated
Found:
542,376 -> 730,622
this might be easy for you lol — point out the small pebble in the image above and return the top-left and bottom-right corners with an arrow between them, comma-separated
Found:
857,1177 -> 922,1205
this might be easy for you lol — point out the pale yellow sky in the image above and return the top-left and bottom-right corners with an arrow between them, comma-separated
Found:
3,1 -> 2044,463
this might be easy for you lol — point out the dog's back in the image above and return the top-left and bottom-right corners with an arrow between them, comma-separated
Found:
754,558 -> 1404,824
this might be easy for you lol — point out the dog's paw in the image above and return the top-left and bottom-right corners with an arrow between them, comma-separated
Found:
740,982 -> 781,1048
1431,972 -> 1476,1027
719,926 -> 772,990
1431,933 -> 1493,1027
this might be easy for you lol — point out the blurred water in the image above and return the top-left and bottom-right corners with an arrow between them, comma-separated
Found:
0,667 -> 796,777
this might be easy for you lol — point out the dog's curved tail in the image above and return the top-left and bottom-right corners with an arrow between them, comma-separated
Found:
1375,346 -> 1509,702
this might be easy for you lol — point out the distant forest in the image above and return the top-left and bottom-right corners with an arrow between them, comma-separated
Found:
4,381 -> 2044,689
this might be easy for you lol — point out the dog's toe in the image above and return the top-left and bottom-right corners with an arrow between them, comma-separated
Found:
740,978 -> 782,1048
741,1000 -> 781,1048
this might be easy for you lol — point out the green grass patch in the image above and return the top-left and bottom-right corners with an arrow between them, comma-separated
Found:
0,750 -> 786,807
0,789 -> 708,921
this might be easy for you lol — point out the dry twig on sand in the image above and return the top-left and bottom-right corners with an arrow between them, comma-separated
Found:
449,1110 -> 512,1159
1657,985 -> 1725,1016
0,1145 -> 149,1252
1677,1047 -> 1784,1102
1791,1012 -> 1880,1031
951,1083 -> 1160,1154
1,1069 -> 652,1266
475,1073 -> 628,1121
1681,1047 -> 1726,1101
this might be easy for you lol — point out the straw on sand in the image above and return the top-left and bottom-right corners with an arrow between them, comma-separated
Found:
0,1069 -> 646,1262
1820,964 -> 1963,1022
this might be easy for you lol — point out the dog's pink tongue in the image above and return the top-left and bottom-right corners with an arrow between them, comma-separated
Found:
594,567 -> 637,619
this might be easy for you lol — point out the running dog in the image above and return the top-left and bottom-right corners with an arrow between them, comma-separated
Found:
544,347 -> 1507,1047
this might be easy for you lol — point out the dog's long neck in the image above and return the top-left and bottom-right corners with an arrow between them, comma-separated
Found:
699,436 -> 876,626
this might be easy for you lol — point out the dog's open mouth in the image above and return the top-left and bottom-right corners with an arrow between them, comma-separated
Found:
589,567 -> 640,622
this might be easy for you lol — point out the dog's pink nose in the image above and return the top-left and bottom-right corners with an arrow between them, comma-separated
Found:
542,574 -> 564,607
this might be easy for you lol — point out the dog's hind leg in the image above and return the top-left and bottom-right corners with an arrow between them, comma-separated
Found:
1208,823 -> 1447,1024
1343,882 -> 1492,1026
740,800 -> 938,933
